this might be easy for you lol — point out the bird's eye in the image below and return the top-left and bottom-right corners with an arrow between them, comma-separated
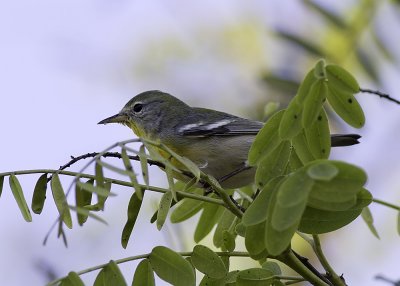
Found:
133,103 -> 143,113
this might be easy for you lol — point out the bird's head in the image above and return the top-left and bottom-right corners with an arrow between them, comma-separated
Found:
98,90 -> 189,139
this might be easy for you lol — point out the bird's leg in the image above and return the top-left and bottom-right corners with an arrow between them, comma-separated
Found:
218,165 -> 253,184
204,164 -> 252,195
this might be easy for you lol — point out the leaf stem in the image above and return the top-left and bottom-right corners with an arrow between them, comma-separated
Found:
372,198 -> 400,211
312,235 -> 345,286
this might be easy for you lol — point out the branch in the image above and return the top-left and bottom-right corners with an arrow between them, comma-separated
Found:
276,249 -> 330,286
359,88 -> 400,105
54,149 -> 245,218
312,235 -> 346,286
0,169 -> 225,207
291,250 -> 334,286
46,251 -> 251,286
57,151 -> 165,172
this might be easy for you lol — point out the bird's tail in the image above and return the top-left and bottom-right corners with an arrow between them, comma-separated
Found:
331,134 -> 361,147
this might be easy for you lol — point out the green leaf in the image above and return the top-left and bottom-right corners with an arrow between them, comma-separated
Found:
307,161 -> 338,181
76,180 -> 115,198
191,245 -> 227,279
220,255 -> 230,270
199,275 -> 226,286
213,208 -> 237,248
75,179 -> 93,225
295,69 -> 318,103
121,148 -> 143,200
279,99 -> 303,140
304,108 -> 331,159
236,268 -> 274,286
9,174 -> 32,222
165,165 -> 177,202
242,177 -> 283,226
162,143 -> 201,181
121,192 -> 143,248
326,64 -> 359,93
272,171 -> 314,231
132,259 -> 155,286
397,212 -> 400,236
59,272 -> 84,286
272,280 -> 286,286
292,129 -> 315,164
298,188 -> 372,234
265,171 -> 313,256
361,207 -> 380,239
156,191 -> 173,230
248,110 -> 285,166
69,205 -> 107,225
222,231 -> 236,252
93,162 -> 111,211
194,203 -> 224,243
313,59 -> 326,79
261,261 -> 281,275
307,195 -> 357,211
139,144 -> 150,187
302,80 -> 327,128
95,160 -> 105,189
94,260 -> 127,286
31,174 -> 48,214
326,84 -> 365,128
170,196 -> 204,223
0,175 -> 4,197
245,222 -> 268,260
287,148 -> 303,172
97,159 -> 137,177
235,222 -> 246,237
307,160 -> 367,204
149,246 -> 195,286
94,181 -> 112,211
254,141 -> 291,188
225,271 -> 240,285
51,174 -> 72,228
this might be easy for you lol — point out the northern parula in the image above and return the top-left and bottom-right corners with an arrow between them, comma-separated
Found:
98,90 -> 360,188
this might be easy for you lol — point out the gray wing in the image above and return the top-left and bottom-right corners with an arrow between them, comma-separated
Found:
179,117 -> 264,137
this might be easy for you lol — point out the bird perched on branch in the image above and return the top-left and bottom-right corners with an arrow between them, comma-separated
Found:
98,90 -> 360,188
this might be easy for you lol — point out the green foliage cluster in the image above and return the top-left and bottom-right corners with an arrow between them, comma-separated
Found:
1,60 -> 399,285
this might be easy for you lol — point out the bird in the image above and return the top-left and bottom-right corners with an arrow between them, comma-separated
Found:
98,90 -> 360,189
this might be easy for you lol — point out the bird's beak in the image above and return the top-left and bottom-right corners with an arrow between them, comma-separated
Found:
98,113 -> 128,125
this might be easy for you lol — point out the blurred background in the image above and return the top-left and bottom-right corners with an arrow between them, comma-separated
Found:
1,0 -> 400,285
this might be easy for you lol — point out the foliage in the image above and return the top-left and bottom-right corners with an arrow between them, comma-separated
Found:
1,59 -> 400,286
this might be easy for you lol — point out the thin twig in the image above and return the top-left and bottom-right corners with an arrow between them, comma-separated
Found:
375,275 -> 400,286
52,151 -> 166,181
55,150 -> 245,215
359,88 -> 400,105
372,198 -> 400,211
